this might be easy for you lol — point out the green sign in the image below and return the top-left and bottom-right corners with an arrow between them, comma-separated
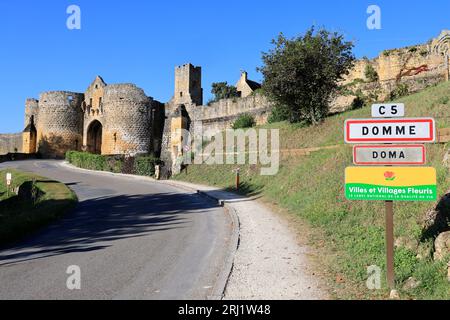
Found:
345,167 -> 437,202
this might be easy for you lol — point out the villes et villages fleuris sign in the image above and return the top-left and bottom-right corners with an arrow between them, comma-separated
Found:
345,167 -> 437,202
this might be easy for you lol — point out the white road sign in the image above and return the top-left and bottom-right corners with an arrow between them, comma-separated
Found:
371,103 -> 405,118
6,173 -> 12,186
353,144 -> 426,165
344,118 -> 435,143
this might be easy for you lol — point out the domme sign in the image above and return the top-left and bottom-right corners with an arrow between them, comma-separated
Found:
344,118 -> 435,143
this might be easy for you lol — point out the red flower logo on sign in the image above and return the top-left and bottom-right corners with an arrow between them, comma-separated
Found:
384,171 -> 396,181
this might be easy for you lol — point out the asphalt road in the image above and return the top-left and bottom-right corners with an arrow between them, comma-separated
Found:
0,160 -> 232,300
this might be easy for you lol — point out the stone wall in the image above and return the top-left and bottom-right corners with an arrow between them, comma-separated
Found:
193,94 -> 272,136
36,91 -> 84,158
25,98 -> 39,128
336,30 -> 450,112
101,84 -> 153,155
0,133 -> 23,155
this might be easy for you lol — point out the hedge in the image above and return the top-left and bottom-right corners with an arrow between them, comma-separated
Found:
66,151 -> 158,177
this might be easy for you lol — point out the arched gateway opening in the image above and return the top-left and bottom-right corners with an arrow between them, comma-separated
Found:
87,120 -> 103,154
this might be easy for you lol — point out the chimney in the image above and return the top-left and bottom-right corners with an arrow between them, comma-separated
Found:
241,71 -> 248,81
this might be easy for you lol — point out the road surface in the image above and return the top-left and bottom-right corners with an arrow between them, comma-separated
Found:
0,160 -> 232,300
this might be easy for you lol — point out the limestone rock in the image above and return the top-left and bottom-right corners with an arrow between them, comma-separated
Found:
394,236 -> 417,251
443,150 -> 450,169
447,261 -> 450,283
416,244 -> 432,260
402,277 -> 421,291
389,289 -> 400,300
433,231 -> 450,261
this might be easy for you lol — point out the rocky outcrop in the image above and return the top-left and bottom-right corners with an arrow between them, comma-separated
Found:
434,231 -> 450,261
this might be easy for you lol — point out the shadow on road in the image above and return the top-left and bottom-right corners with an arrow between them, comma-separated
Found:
0,192 -> 220,266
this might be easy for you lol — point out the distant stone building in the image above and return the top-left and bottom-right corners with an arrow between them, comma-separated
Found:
19,77 -> 165,158
235,71 -> 261,97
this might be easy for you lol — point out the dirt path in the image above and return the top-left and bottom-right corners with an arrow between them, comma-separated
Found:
161,180 -> 328,300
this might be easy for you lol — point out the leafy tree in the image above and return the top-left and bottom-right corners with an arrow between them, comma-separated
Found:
258,27 -> 355,124
211,82 -> 239,102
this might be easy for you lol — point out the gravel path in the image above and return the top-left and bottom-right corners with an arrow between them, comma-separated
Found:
161,180 -> 328,300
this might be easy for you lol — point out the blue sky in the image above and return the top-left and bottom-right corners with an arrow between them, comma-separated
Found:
0,0 -> 449,133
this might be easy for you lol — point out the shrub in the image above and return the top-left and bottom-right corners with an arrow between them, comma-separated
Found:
232,114 -> 256,129
66,151 -> 158,177
438,96 -> 449,105
351,96 -> 365,110
268,104 -> 290,123
420,49 -> 429,57
364,64 -> 379,82
134,156 -> 158,176
390,83 -> 409,100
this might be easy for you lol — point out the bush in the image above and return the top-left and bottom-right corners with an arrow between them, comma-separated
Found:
268,104 -> 290,123
438,96 -> 449,105
134,156 -> 158,176
364,64 -> 379,82
351,96 -> 365,110
232,114 -> 256,129
66,151 -> 158,177
390,83 -> 409,100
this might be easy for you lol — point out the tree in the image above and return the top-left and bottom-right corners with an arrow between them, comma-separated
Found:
258,27 -> 355,124
365,64 -> 379,82
210,82 -> 239,102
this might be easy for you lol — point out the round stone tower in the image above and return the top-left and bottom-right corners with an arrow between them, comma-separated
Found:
101,84 -> 152,155
36,91 -> 84,158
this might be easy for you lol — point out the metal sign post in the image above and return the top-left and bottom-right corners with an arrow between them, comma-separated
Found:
385,200 -> 395,290
6,173 -> 12,198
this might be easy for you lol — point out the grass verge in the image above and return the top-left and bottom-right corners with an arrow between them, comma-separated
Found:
0,169 -> 77,246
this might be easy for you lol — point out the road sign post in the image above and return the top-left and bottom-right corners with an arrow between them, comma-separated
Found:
385,200 -> 395,290
345,105 -> 436,295
6,172 -> 12,198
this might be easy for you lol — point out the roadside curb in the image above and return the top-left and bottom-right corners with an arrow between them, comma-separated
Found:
60,161 -> 240,300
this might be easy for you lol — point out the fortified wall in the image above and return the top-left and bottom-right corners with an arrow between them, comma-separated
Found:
0,134 -> 22,155
15,76 -> 164,158
332,30 -> 450,112
193,94 -> 271,137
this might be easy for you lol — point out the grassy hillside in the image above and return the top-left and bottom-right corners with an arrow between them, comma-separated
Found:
174,81 -> 450,299
0,169 -> 77,246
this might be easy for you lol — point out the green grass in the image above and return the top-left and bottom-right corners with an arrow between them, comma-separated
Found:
173,81 -> 450,299
0,169 -> 77,246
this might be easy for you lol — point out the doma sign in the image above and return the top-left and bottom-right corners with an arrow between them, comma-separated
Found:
353,145 -> 426,165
